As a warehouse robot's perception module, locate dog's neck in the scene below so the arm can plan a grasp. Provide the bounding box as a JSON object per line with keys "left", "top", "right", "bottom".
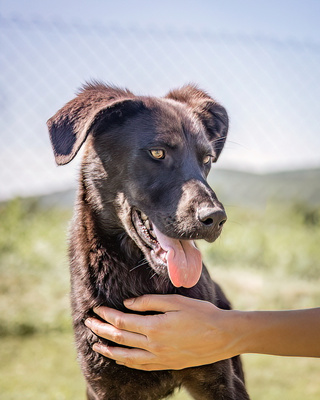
{"left": 70, "top": 183, "right": 176, "bottom": 310}
{"left": 76, "top": 179, "right": 138, "bottom": 257}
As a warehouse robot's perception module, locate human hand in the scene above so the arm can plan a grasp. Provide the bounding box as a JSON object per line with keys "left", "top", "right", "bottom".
{"left": 85, "top": 294, "right": 241, "bottom": 370}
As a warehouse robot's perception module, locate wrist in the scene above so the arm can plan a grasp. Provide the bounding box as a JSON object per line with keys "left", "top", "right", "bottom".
{"left": 210, "top": 309, "right": 251, "bottom": 359}
{"left": 227, "top": 310, "right": 256, "bottom": 356}
{"left": 232, "top": 310, "right": 281, "bottom": 356}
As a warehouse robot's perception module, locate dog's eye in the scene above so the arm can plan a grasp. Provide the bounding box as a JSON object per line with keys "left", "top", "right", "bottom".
{"left": 203, "top": 155, "right": 212, "bottom": 164}
{"left": 149, "top": 149, "right": 165, "bottom": 160}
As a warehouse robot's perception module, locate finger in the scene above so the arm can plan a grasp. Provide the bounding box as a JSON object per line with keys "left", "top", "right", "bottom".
{"left": 93, "top": 343, "right": 169, "bottom": 371}
{"left": 123, "top": 294, "right": 188, "bottom": 313}
{"left": 93, "top": 306, "right": 154, "bottom": 335}
{"left": 85, "top": 318, "right": 148, "bottom": 349}
{"left": 93, "top": 343, "right": 154, "bottom": 366}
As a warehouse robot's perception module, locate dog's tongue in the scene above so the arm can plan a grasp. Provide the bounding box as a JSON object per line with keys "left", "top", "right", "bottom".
{"left": 153, "top": 225, "right": 202, "bottom": 288}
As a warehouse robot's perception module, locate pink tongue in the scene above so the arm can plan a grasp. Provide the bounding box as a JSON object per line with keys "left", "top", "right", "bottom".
{"left": 153, "top": 225, "right": 202, "bottom": 288}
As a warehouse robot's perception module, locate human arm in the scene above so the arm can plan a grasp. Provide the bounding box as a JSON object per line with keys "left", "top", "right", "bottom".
{"left": 85, "top": 294, "right": 320, "bottom": 371}
{"left": 231, "top": 307, "right": 320, "bottom": 358}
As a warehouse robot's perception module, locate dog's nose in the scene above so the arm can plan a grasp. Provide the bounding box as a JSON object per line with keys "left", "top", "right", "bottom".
{"left": 198, "top": 207, "right": 227, "bottom": 229}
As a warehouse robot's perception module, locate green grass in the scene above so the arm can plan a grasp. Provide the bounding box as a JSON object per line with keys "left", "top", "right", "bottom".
{"left": 0, "top": 333, "right": 85, "bottom": 400}
{"left": 0, "top": 198, "right": 319, "bottom": 399}
{"left": 0, "top": 198, "right": 72, "bottom": 337}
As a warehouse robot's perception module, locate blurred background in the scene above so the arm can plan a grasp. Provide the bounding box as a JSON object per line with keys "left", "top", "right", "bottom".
{"left": 0, "top": 1, "right": 319, "bottom": 399}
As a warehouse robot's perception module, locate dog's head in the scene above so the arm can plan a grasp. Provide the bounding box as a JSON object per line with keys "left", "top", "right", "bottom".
{"left": 48, "top": 82, "right": 228, "bottom": 288}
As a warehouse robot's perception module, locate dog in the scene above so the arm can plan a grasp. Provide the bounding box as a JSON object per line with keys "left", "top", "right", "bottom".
{"left": 47, "top": 82, "right": 250, "bottom": 400}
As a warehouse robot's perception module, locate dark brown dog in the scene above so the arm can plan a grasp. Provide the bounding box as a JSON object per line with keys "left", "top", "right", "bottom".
{"left": 47, "top": 82, "right": 250, "bottom": 400}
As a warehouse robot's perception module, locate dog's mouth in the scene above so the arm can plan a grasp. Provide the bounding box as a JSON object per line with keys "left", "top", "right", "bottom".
{"left": 131, "top": 209, "right": 202, "bottom": 288}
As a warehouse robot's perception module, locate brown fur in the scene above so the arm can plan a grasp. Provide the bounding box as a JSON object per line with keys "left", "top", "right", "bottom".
{"left": 47, "top": 82, "right": 250, "bottom": 399}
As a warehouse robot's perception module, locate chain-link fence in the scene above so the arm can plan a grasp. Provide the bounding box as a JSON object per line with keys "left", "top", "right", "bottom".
{"left": 1, "top": 16, "right": 320, "bottom": 399}
{"left": 1, "top": 15, "right": 320, "bottom": 203}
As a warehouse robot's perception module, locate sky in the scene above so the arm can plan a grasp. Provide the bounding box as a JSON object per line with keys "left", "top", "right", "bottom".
{"left": 1, "top": 0, "right": 320, "bottom": 199}
{"left": 2, "top": 0, "right": 320, "bottom": 41}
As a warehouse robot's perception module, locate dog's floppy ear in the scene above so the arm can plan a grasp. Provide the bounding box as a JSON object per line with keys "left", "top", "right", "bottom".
{"left": 165, "top": 85, "right": 229, "bottom": 161}
{"left": 47, "top": 83, "right": 141, "bottom": 165}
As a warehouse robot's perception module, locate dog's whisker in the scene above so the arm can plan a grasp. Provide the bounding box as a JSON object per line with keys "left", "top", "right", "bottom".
{"left": 228, "top": 219, "right": 244, "bottom": 227}
{"left": 149, "top": 271, "right": 158, "bottom": 280}
{"left": 136, "top": 258, "right": 148, "bottom": 266}
{"left": 130, "top": 258, "right": 148, "bottom": 272}
{"left": 224, "top": 140, "right": 245, "bottom": 148}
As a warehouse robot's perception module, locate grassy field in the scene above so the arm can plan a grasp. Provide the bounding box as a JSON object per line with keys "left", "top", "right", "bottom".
{"left": 0, "top": 198, "right": 319, "bottom": 399}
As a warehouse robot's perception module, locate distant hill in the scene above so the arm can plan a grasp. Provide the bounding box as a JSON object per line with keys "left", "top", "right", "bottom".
{"left": 35, "top": 168, "right": 320, "bottom": 209}
{"left": 209, "top": 168, "right": 320, "bottom": 207}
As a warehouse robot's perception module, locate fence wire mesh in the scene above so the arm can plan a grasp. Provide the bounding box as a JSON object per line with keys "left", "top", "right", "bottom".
{"left": 1, "top": 15, "right": 320, "bottom": 203}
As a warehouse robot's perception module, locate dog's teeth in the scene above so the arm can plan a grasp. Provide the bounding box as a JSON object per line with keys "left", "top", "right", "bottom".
{"left": 140, "top": 212, "right": 148, "bottom": 221}
{"left": 145, "top": 219, "right": 150, "bottom": 230}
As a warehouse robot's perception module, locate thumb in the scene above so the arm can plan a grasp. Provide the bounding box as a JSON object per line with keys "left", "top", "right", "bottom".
{"left": 124, "top": 294, "right": 186, "bottom": 313}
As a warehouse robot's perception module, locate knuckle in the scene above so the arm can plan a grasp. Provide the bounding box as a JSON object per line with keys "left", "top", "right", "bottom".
{"left": 146, "top": 316, "right": 165, "bottom": 336}
{"left": 144, "top": 323, "right": 158, "bottom": 337}
{"left": 122, "top": 353, "right": 135, "bottom": 365}
{"left": 150, "top": 342, "right": 170, "bottom": 355}
{"left": 111, "top": 329, "right": 124, "bottom": 345}
{"left": 149, "top": 342, "right": 162, "bottom": 353}
{"left": 113, "top": 316, "right": 125, "bottom": 330}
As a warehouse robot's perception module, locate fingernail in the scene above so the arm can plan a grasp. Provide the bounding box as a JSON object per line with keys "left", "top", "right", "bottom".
{"left": 92, "top": 343, "right": 100, "bottom": 352}
{"left": 124, "top": 298, "right": 135, "bottom": 306}
{"left": 85, "top": 318, "right": 92, "bottom": 327}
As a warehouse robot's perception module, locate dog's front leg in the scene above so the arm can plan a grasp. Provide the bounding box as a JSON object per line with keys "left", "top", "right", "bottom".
{"left": 176, "top": 360, "right": 250, "bottom": 400}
